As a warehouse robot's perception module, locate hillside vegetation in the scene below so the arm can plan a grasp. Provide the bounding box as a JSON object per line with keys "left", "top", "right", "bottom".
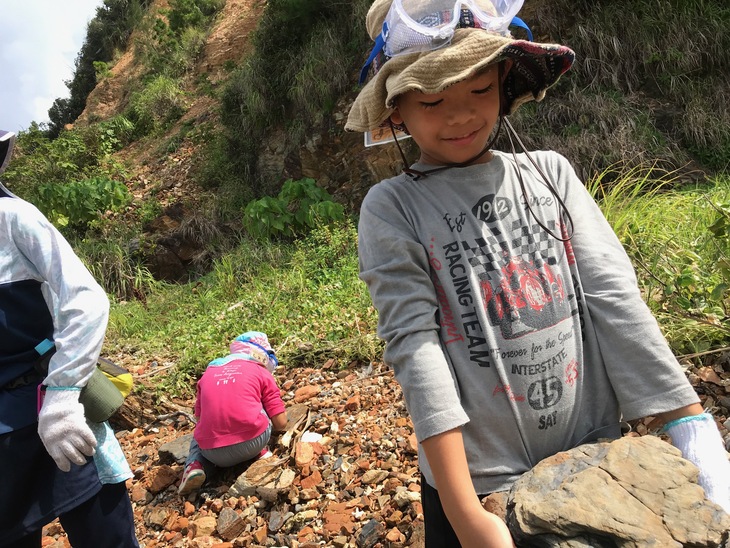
{"left": 2, "top": 0, "right": 729, "bottom": 394}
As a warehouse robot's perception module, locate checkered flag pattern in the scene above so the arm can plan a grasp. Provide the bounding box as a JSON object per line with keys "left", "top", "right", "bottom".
{"left": 510, "top": 218, "right": 557, "bottom": 266}
{"left": 465, "top": 219, "right": 558, "bottom": 279}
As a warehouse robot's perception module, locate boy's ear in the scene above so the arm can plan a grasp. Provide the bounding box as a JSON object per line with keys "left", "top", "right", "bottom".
{"left": 389, "top": 108, "right": 404, "bottom": 126}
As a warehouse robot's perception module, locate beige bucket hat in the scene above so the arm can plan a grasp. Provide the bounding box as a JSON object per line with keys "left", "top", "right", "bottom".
{"left": 346, "top": 0, "right": 575, "bottom": 132}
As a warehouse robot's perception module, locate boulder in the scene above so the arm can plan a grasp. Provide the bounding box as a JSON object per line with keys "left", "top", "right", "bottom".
{"left": 506, "top": 436, "right": 730, "bottom": 547}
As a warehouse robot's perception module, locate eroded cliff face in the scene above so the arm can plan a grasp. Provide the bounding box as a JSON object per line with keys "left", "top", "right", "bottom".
{"left": 76, "top": 0, "right": 398, "bottom": 215}
{"left": 77, "top": 0, "right": 259, "bottom": 124}
{"left": 73, "top": 0, "right": 406, "bottom": 281}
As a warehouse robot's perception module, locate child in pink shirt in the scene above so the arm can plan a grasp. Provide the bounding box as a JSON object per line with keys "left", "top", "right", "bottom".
{"left": 179, "top": 331, "right": 287, "bottom": 495}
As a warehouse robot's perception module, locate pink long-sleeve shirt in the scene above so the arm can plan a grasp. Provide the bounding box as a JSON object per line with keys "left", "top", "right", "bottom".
{"left": 193, "top": 357, "right": 286, "bottom": 450}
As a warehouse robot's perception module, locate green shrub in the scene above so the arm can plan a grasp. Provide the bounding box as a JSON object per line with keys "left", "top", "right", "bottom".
{"left": 525, "top": 0, "right": 730, "bottom": 177}
{"left": 243, "top": 178, "right": 345, "bottom": 239}
{"left": 76, "top": 236, "right": 160, "bottom": 301}
{"left": 36, "top": 177, "right": 131, "bottom": 230}
{"left": 217, "top": 0, "right": 372, "bottom": 199}
{"left": 167, "top": 0, "right": 223, "bottom": 33}
{"left": 591, "top": 166, "right": 730, "bottom": 355}
{"left": 3, "top": 124, "right": 129, "bottom": 202}
{"left": 128, "top": 76, "right": 186, "bottom": 135}
{"left": 93, "top": 61, "right": 112, "bottom": 80}
{"left": 134, "top": 0, "right": 221, "bottom": 77}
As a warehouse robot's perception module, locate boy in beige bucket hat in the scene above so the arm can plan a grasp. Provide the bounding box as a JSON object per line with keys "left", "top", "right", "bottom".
{"left": 350, "top": 0, "right": 730, "bottom": 545}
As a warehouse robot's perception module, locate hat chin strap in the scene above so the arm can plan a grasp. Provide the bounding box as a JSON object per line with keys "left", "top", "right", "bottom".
{"left": 398, "top": 117, "right": 502, "bottom": 180}
{"left": 389, "top": 63, "right": 574, "bottom": 242}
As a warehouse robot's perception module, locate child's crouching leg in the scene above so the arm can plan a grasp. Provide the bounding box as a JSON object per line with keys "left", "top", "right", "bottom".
{"left": 179, "top": 437, "right": 208, "bottom": 495}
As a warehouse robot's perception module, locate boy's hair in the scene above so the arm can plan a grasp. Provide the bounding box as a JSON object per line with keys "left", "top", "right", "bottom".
{"left": 346, "top": 0, "right": 574, "bottom": 132}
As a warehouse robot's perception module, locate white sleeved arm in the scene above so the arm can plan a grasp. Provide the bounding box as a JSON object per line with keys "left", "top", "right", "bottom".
{"left": 10, "top": 201, "right": 109, "bottom": 388}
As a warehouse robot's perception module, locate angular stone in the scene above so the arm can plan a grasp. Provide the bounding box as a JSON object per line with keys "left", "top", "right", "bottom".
{"left": 268, "top": 509, "right": 287, "bottom": 532}
{"left": 216, "top": 507, "right": 246, "bottom": 541}
{"left": 228, "top": 458, "right": 294, "bottom": 498}
{"left": 345, "top": 394, "right": 360, "bottom": 411}
{"left": 190, "top": 516, "right": 217, "bottom": 538}
{"left": 130, "top": 483, "right": 152, "bottom": 504}
{"left": 282, "top": 509, "right": 318, "bottom": 534}
{"left": 252, "top": 524, "right": 268, "bottom": 544}
{"left": 145, "top": 506, "right": 174, "bottom": 528}
{"left": 189, "top": 536, "right": 218, "bottom": 548}
{"left": 158, "top": 434, "right": 193, "bottom": 464}
{"left": 294, "top": 385, "right": 320, "bottom": 403}
{"left": 386, "top": 526, "right": 405, "bottom": 543}
{"left": 361, "top": 469, "right": 388, "bottom": 485}
{"left": 301, "top": 469, "right": 323, "bottom": 491}
{"left": 323, "top": 502, "right": 356, "bottom": 536}
{"left": 357, "top": 518, "right": 384, "bottom": 548}
{"left": 392, "top": 489, "right": 420, "bottom": 508}
{"left": 295, "top": 441, "right": 315, "bottom": 468}
{"left": 507, "top": 436, "right": 730, "bottom": 547}
{"left": 406, "top": 433, "right": 418, "bottom": 454}
{"left": 148, "top": 464, "right": 178, "bottom": 494}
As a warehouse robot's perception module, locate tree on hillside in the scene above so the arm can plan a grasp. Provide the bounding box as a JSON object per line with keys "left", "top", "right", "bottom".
{"left": 47, "top": 0, "right": 152, "bottom": 137}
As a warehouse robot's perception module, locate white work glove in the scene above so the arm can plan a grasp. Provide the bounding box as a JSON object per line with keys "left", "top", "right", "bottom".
{"left": 665, "top": 413, "right": 730, "bottom": 514}
{"left": 38, "top": 388, "right": 97, "bottom": 472}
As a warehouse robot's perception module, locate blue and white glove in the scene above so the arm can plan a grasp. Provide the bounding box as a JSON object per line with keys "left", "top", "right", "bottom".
{"left": 38, "top": 388, "right": 97, "bottom": 472}
{"left": 665, "top": 413, "right": 730, "bottom": 514}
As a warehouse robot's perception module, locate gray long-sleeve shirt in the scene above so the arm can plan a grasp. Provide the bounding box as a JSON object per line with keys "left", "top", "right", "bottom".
{"left": 358, "top": 150, "right": 699, "bottom": 494}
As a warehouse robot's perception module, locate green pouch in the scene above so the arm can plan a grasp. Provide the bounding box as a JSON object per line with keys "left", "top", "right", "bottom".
{"left": 35, "top": 339, "right": 128, "bottom": 423}
{"left": 79, "top": 367, "right": 125, "bottom": 423}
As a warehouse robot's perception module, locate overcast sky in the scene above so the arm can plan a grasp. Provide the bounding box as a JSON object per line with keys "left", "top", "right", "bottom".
{"left": 1, "top": 0, "right": 103, "bottom": 134}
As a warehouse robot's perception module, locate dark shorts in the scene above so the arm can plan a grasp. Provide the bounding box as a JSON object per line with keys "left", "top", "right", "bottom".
{"left": 421, "top": 475, "right": 494, "bottom": 548}
{"left": 0, "top": 422, "right": 102, "bottom": 544}
{"left": 2, "top": 481, "right": 139, "bottom": 548}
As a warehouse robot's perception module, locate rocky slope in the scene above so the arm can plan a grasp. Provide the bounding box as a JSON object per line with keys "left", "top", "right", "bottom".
{"left": 37, "top": 355, "right": 730, "bottom": 547}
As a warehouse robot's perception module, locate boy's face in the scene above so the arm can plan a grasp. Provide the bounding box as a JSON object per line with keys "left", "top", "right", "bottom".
{"left": 390, "top": 64, "right": 503, "bottom": 166}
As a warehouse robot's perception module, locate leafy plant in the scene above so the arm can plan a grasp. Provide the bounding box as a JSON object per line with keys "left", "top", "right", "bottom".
{"left": 217, "top": 0, "right": 372, "bottom": 199}
{"left": 3, "top": 124, "right": 129, "bottom": 203}
{"left": 36, "top": 177, "right": 131, "bottom": 230}
{"left": 134, "top": 0, "right": 221, "bottom": 78}
{"left": 243, "top": 178, "right": 344, "bottom": 239}
{"left": 93, "top": 61, "right": 112, "bottom": 80}
{"left": 167, "top": 0, "right": 223, "bottom": 33}
{"left": 76, "top": 236, "right": 160, "bottom": 301}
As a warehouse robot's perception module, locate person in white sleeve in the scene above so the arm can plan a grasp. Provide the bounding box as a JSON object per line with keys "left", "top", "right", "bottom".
{"left": 0, "top": 129, "right": 139, "bottom": 548}
{"left": 347, "top": 1, "right": 730, "bottom": 546}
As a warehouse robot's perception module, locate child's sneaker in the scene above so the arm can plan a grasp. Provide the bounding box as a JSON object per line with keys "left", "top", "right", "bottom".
{"left": 179, "top": 461, "right": 206, "bottom": 495}
{"left": 258, "top": 446, "right": 273, "bottom": 459}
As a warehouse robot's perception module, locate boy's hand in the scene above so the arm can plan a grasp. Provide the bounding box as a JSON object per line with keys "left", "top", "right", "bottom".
{"left": 38, "top": 388, "right": 97, "bottom": 471}
{"left": 421, "top": 428, "right": 516, "bottom": 547}
{"left": 456, "top": 506, "right": 515, "bottom": 547}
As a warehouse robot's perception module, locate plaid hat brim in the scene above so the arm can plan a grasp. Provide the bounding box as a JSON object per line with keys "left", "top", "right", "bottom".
{"left": 346, "top": 29, "right": 574, "bottom": 132}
